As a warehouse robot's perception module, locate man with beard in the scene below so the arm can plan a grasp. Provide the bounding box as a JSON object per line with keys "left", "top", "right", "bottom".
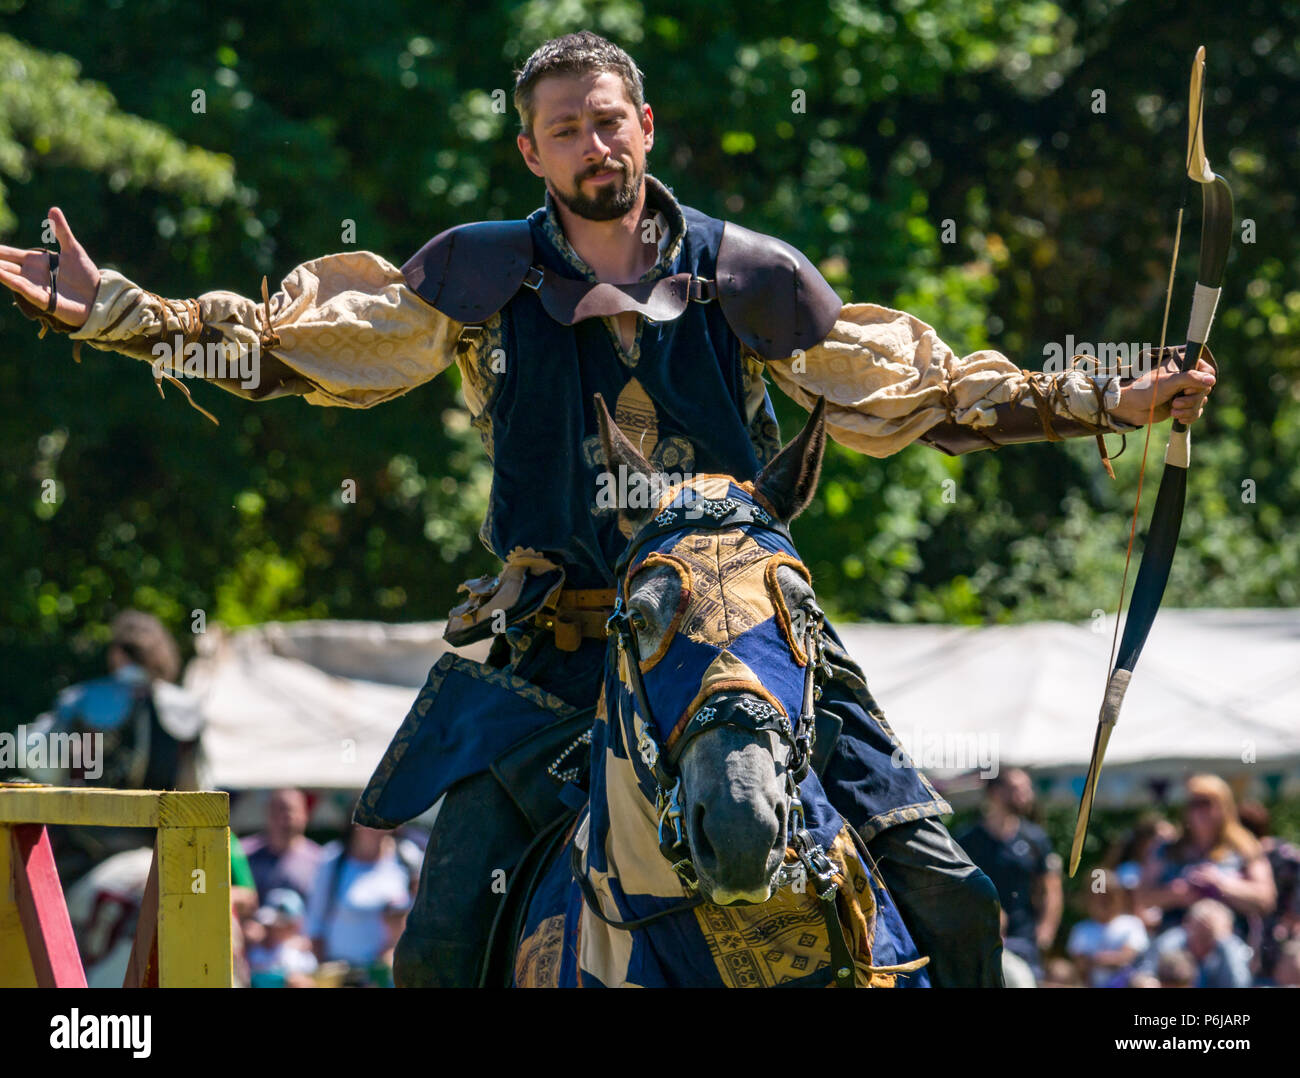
{"left": 2, "top": 31, "right": 1214, "bottom": 987}
{"left": 957, "top": 768, "right": 1063, "bottom": 980}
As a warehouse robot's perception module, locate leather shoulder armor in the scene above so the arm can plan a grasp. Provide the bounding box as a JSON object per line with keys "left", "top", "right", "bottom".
{"left": 715, "top": 221, "right": 843, "bottom": 361}
{"left": 401, "top": 220, "right": 533, "bottom": 324}
{"left": 398, "top": 215, "right": 844, "bottom": 361}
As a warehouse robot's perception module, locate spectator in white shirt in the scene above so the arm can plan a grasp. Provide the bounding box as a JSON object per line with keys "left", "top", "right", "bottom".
{"left": 305, "top": 821, "right": 413, "bottom": 969}
{"left": 1067, "top": 869, "right": 1149, "bottom": 987}
{"left": 247, "top": 888, "right": 318, "bottom": 988}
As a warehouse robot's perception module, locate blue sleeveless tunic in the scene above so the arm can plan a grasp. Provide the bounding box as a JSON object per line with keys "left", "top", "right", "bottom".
{"left": 469, "top": 177, "right": 782, "bottom": 588}
{"left": 356, "top": 177, "right": 949, "bottom": 842}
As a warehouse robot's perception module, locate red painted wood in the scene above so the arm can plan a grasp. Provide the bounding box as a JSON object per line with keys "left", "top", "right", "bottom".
{"left": 10, "top": 824, "right": 88, "bottom": 988}
{"left": 122, "top": 845, "right": 159, "bottom": 988}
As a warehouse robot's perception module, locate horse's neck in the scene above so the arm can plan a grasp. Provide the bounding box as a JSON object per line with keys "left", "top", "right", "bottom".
{"left": 585, "top": 709, "right": 684, "bottom": 902}
{"left": 566, "top": 713, "right": 693, "bottom": 987}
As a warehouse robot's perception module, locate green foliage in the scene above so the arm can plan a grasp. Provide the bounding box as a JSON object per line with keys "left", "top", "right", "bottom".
{"left": 1, "top": 0, "right": 1297, "bottom": 725}
{"left": 0, "top": 34, "right": 239, "bottom": 231}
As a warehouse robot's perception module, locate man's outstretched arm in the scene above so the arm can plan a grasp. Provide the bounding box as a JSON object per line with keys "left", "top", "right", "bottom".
{"left": 763, "top": 301, "right": 1215, "bottom": 460}
{"left": 0, "top": 206, "right": 464, "bottom": 411}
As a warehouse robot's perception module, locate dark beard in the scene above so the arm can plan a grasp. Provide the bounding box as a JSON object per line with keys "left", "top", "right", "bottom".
{"left": 550, "top": 163, "right": 643, "bottom": 222}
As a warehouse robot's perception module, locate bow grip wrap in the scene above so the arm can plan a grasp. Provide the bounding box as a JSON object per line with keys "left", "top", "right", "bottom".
{"left": 1098, "top": 668, "right": 1131, "bottom": 728}
{"left": 1186, "top": 282, "right": 1222, "bottom": 351}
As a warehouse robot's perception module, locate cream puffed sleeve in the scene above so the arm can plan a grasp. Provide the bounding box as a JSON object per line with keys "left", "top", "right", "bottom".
{"left": 766, "top": 302, "right": 1138, "bottom": 460}
{"left": 68, "top": 251, "right": 463, "bottom": 416}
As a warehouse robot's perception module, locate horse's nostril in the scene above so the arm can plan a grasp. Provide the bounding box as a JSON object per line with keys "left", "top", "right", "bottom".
{"left": 775, "top": 800, "right": 787, "bottom": 848}
{"left": 693, "top": 804, "right": 715, "bottom": 865}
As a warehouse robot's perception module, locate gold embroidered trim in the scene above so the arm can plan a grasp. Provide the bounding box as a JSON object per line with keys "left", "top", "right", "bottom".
{"left": 625, "top": 552, "right": 692, "bottom": 672}
{"left": 764, "top": 554, "right": 813, "bottom": 666}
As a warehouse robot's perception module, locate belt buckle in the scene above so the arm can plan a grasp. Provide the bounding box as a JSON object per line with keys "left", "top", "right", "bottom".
{"left": 689, "top": 276, "right": 715, "bottom": 303}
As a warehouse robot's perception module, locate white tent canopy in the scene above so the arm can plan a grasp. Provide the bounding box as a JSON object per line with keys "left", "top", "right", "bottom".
{"left": 184, "top": 620, "right": 488, "bottom": 791}
{"left": 835, "top": 609, "right": 1300, "bottom": 769}
{"left": 186, "top": 610, "right": 1300, "bottom": 803}
{"left": 833, "top": 609, "right": 1300, "bottom": 803}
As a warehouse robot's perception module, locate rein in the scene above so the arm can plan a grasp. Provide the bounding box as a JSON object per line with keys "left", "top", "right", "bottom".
{"left": 574, "top": 494, "right": 862, "bottom": 987}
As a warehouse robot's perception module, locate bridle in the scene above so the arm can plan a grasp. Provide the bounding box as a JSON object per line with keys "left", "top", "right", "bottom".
{"left": 573, "top": 492, "right": 862, "bottom": 987}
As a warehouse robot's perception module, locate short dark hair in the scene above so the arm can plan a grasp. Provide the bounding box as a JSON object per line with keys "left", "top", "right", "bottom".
{"left": 110, "top": 609, "right": 181, "bottom": 683}
{"left": 513, "top": 30, "right": 645, "bottom": 141}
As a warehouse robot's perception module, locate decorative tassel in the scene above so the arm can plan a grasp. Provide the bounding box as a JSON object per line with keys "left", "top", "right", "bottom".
{"left": 152, "top": 365, "right": 220, "bottom": 426}
{"left": 1095, "top": 434, "right": 1116, "bottom": 480}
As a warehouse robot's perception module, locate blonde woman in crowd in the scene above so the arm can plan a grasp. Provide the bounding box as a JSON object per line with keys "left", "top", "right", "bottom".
{"left": 1137, "top": 774, "right": 1277, "bottom": 941}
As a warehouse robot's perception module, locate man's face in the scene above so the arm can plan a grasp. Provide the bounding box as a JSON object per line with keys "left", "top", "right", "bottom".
{"left": 517, "top": 70, "right": 653, "bottom": 222}
{"left": 1008, "top": 770, "right": 1035, "bottom": 815}
{"left": 268, "top": 789, "right": 307, "bottom": 838}
{"left": 992, "top": 768, "right": 1035, "bottom": 816}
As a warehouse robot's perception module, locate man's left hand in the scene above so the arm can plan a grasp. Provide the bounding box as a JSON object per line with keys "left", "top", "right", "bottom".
{"left": 1110, "top": 344, "right": 1217, "bottom": 427}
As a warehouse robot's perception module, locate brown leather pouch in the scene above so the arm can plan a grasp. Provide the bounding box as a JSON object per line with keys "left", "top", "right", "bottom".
{"left": 531, "top": 587, "right": 617, "bottom": 652}
{"left": 444, "top": 548, "right": 566, "bottom": 647}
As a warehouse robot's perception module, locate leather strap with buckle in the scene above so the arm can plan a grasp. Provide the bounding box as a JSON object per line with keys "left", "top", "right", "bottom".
{"left": 533, "top": 587, "right": 616, "bottom": 651}
{"left": 520, "top": 266, "right": 712, "bottom": 326}
{"left": 456, "top": 269, "right": 715, "bottom": 350}
{"left": 402, "top": 194, "right": 844, "bottom": 362}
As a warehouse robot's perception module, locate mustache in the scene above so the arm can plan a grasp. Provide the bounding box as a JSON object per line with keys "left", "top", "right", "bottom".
{"left": 579, "top": 161, "right": 625, "bottom": 181}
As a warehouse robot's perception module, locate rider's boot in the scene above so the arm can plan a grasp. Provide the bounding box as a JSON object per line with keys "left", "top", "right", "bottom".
{"left": 394, "top": 769, "right": 533, "bottom": 987}
{"left": 867, "top": 816, "right": 1006, "bottom": 987}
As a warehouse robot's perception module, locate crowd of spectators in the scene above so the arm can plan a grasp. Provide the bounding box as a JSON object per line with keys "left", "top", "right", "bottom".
{"left": 230, "top": 788, "right": 420, "bottom": 988}
{"left": 28, "top": 610, "right": 1296, "bottom": 989}
{"left": 957, "top": 768, "right": 1300, "bottom": 988}
{"left": 24, "top": 605, "right": 1295, "bottom": 990}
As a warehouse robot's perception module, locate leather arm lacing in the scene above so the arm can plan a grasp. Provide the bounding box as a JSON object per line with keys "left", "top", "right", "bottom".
{"left": 939, "top": 364, "right": 1126, "bottom": 478}
{"left": 124, "top": 274, "right": 282, "bottom": 427}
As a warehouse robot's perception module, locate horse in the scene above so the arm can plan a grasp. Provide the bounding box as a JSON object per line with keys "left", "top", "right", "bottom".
{"left": 495, "top": 395, "right": 932, "bottom": 988}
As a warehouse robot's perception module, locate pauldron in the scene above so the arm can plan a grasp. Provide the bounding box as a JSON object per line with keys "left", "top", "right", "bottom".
{"left": 400, "top": 218, "right": 843, "bottom": 361}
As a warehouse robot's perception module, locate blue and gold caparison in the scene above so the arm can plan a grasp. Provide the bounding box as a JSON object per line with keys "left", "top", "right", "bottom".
{"left": 513, "top": 476, "right": 933, "bottom": 987}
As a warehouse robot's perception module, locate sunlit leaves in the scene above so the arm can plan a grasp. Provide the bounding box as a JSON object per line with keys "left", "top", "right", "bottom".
{"left": 0, "top": 34, "right": 237, "bottom": 231}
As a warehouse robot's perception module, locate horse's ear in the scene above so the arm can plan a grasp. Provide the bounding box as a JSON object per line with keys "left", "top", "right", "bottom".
{"left": 593, "top": 392, "right": 659, "bottom": 532}
{"left": 754, "top": 395, "right": 827, "bottom": 523}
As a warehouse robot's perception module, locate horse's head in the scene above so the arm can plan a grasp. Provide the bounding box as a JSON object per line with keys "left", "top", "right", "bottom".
{"left": 595, "top": 394, "right": 828, "bottom": 905}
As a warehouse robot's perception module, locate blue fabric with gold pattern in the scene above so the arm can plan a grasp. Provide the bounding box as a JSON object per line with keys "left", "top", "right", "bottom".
{"left": 356, "top": 653, "right": 581, "bottom": 830}
{"left": 511, "top": 480, "right": 931, "bottom": 987}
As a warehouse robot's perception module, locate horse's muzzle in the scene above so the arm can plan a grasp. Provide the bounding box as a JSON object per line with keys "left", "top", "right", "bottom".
{"left": 677, "top": 702, "right": 791, "bottom": 904}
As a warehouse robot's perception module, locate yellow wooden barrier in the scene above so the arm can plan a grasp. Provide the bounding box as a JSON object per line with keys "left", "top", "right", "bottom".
{"left": 0, "top": 829, "right": 37, "bottom": 986}
{"left": 0, "top": 786, "right": 232, "bottom": 988}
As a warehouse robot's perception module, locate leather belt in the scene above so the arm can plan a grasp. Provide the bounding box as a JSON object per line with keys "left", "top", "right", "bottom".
{"left": 532, "top": 587, "right": 616, "bottom": 652}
